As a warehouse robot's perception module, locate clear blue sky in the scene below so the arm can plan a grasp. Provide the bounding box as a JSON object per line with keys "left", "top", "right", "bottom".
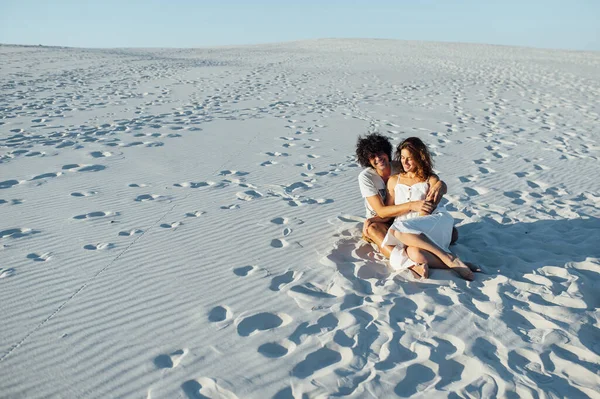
{"left": 1, "top": 0, "right": 598, "bottom": 51}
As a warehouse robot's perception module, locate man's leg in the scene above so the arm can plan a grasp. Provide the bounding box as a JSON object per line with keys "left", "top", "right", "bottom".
{"left": 451, "top": 227, "right": 458, "bottom": 244}
{"left": 365, "top": 222, "right": 393, "bottom": 258}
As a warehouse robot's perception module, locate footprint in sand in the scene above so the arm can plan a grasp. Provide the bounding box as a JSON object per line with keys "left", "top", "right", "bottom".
{"left": 233, "top": 265, "right": 257, "bottom": 277}
{"left": 533, "top": 164, "right": 550, "bottom": 171}
{"left": 270, "top": 239, "right": 289, "bottom": 248}
{"left": 464, "top": 187, "right": 481, "bottom": 196}
{"left": 160, "top": 221, "right": 182, "bottom": 229}
{"left": 270, "top": 217, "right": 288, "bottom": 225}
{"left": 257, "top": 340, "right": 296, "bottom": 358}
{"left": 309, "top": 198, "right": 333, "bottom": 205}
{"left": 173, "top": 181, "right": 214, "bottom": 188}
{"left": 71, "top": 191, "right": 97, "bottom": 197}
{"left": 89, "top": 151, "right": 113, "bottom": 158}
{"left": 134, "top": 194, "right": 164, "bottom": 202}
{"left": 235, "top": 312, "right": 292, "bottom": 337}
{"left": 118, "top": 228, "right": 143, "bottom": 237}
{"left": 514, "top": 171, "right": 531, "bottom": 178}
{"left": 291, "top": 347, "right": 343, "bottom": 379}
{"left": 185, "top": 210, "right": 205, "bottom": 218}
{"left": 394, "top": 363, "right": 436, "bottom": 397}
{"left": 181, "top": 378, "right": 238, "bottom": 399}
{"left": 73, "top": 211, "right": 117, "bottom": 220}
{"left": 219, "top": 170, "right": 249, "bottom": 177}
{"left": 0, "top": 268, "right": 16, "bottom": 278}
{"left": 284, "top": 182, "right": 312, "bottom": 193}
{"left": 208, "top": 305, "right": 233, "bottom": 323}
{"left": 236, "top": 190, "right": 263, "bottom": 201}
{"left": 526, "top": 180, "right": 549, "bottom": 190}
{"left": 26, "top": 252, "right": 52, "bottom": 262}
{"left": 0, "top": 228, "right": 40, "bottom": 239}
{"left": 32, "top": 172, "right": 62, "bottom": 181}
{"left": 0, "top": 179, "right": 23, "bottom": 189}
{"left": 491, "top": 151, "right": 508, "bottom": 159}
{"left": 503, "top": 191, "right": 526, "bottom": 205}
{"left": 83, "top": 243, "right": 115, "bottom": 250}
{"left": 269, "top": 270, "right": 302, "bottom": 291}
{"left": 458, "top": 175, "right": 477, "bottom": 183}
{"left": 77, "top": 165, "right": 107, "bottom": 173}
{"left": 25, "top": 151, "right": 45, "bottom": 158}
{"left": 153, "top": 349, "right": 188, "bottom": 369}
{"left": 478, "top": 167, "right": 494, "bottom": 174}
{"left": 265, "top": 152, "right": 289, "bottom": 157}
{"left": 296, "top": 163, "right": 314, "bottom": 170}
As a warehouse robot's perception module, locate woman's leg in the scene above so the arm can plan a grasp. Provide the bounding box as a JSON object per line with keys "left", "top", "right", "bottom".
{"left": 394, "top": 231, "right": 454, "bottom": 265}
{"left": 394, "top": 231, "right": 474, "bottom": 280}
{"left": 405, "top": 247, "right": 431, "bottom": 279}
{"left": 406, "top": 246, "right": 446, "bottom": 268}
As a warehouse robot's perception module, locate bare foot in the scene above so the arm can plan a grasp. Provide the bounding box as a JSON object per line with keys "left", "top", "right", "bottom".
{"left": 450, "top": 258, "right": 474, "bottom": 281}
{"left": 409, "top": 263, "right": 429, "bottom": 279}
{"left": 465, "top": 262, "right": 481, "bottom": 272}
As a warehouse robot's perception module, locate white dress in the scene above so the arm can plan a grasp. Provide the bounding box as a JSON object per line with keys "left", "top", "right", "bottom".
{"left": 382, "top": 180, "right": 455, "bottom": 271}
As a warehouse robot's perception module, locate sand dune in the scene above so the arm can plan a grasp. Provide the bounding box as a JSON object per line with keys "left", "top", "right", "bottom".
{"left": 1, "top": 39, "right": 599, "bottom": 398}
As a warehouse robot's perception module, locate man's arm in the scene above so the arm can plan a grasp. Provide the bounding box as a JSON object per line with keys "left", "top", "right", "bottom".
{"left": 365, "top": 177, "right": 428, "bottom": 218}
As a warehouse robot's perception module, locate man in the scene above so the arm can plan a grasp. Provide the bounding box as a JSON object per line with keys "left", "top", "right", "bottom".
{"left": 356, "top": 133, "right": 456, "bottom": 259}
{"left": 356, "top": 133, "right": 398, "bottom": 258}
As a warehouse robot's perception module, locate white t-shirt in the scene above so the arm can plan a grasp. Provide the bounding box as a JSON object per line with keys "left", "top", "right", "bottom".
{"left": 358, "top": 161, "right": 400, "bottom": 218}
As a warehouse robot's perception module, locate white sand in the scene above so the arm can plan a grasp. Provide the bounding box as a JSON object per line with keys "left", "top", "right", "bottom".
{"left": 1, "top": 39, "right": 599, "bottom": 398}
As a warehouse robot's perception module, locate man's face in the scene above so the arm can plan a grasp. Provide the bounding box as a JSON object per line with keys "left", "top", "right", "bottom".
{"left": 369, "top": 151, "right": 389, "bottom": 172}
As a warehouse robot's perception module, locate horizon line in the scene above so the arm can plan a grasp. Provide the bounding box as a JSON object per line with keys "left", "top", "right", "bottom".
{"left": 1, "top": 37, "right": 598, "bottom": 54}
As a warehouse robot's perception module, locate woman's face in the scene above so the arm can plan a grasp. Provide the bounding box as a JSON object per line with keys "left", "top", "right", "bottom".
{"left": 400, "top": 148, "right": 417, "bottom": 173}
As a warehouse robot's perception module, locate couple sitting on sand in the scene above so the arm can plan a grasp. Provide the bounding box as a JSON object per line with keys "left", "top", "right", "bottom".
{"left": 356, "top": 133, "right": 479, "bottom": 281}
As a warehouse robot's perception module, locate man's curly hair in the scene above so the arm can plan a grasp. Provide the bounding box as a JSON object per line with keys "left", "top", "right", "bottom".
{"left": 355, "top": 133, "right": 393, "bottom": 168}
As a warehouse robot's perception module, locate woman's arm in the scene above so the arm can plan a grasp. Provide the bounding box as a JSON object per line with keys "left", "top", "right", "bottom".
{"left": 385, "top": 175, "right": 397, "bottom": 206}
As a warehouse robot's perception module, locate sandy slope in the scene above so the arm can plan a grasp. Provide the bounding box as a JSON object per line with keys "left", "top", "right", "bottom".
{"left": 1, "top": 39, "right": 599, "bottom": 398}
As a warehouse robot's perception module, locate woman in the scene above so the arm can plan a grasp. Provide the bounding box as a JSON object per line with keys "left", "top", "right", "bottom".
{"left": 381, "top": 137, "right": 477, "bottom": 280}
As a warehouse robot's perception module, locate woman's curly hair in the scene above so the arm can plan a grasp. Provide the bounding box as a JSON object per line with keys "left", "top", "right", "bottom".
{"left": 355, "top": 133, "right": 393, "bottom": 168}
{"left": 395, "top": 137, "right": 433, "bottom": 180}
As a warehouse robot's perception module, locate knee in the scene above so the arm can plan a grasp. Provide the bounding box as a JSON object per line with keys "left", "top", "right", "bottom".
{"left": 406, "top": 246, "right": 427, "bottom": 263}
{"left": 367, "top": 223, "right": 384, "bottom": 238}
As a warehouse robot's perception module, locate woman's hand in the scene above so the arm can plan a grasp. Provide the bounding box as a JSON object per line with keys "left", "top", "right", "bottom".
{"left": 411, "top": 200, "right": 435, "bottom": 215}
{"left": 426, "top": 181, "right": 444, "bottom": 204}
